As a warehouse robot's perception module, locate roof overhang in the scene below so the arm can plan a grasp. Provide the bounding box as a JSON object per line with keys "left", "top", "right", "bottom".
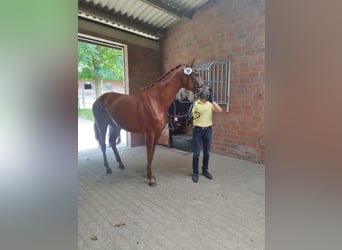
{"left": 78, "top": 0, "right": 210, "bottom": 41}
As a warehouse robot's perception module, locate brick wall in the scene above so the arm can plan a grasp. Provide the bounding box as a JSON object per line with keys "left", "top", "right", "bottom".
{"left": 127, "top": 44, "right": 162, "bottom": 93}
{"left": 127, "top": 43, "right": 162, "bottom": 146}
{"left": 161, "top": 0, "right": 265, "bottom": 162}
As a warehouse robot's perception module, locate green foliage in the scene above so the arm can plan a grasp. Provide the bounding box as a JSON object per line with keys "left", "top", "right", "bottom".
{"left": 78, "top": 109, "right": 94, "bottom": 121}
{"left": 78, "top": 42, "right": 124, "bottom": 81}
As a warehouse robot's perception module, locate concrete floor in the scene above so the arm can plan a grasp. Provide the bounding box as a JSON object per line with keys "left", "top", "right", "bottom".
{"left": 78, "top": 141, "right": 265, "bottom": 249}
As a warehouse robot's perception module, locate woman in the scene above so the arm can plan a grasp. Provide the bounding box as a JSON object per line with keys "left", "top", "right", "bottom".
{"left": 191, "top": 89, "right": 222, "bottom": 183}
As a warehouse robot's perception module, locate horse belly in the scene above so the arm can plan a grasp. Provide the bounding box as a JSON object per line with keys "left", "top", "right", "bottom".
{"left": 106, "top": 103, "right": 141, "bottom": 132}
{"left": 112, "top": 107, "right": 167, "bottom": 134}
{"left": 112, "top": 115, "right": 141, "bottom": 132}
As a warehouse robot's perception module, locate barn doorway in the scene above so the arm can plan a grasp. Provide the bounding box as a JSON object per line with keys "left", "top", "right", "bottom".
{"left": 78, "top": 34, "right": 128, "bottom": 151}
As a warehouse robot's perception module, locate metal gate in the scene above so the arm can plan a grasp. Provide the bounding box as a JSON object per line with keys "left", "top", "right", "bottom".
{"left": 195, "top": 61, "right": 231, "bottom": 112}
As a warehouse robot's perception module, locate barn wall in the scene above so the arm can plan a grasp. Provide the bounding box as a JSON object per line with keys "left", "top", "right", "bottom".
{"left": 161, "top": 0, "right": 265, "bottom": 162}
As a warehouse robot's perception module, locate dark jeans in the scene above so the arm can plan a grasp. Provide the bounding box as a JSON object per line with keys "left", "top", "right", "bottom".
{"left": 192, "top": 126, "right": 212, "bottom": 174}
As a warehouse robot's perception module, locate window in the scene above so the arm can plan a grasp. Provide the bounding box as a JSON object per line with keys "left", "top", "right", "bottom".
{"left": 84, "top": 83, "right": 92, "bottom": 89}
{"left": 195, "top": 61, "right": 231, "bottom": 112}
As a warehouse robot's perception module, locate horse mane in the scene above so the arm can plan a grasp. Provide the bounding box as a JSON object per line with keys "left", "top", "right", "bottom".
{"left": 155, "top": 64, "right": 183, "bottom": 83}
{"left": 143, "top": 64, "right": 183, "bottom": 90}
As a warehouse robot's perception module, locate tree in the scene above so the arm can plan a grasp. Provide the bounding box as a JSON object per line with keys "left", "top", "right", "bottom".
{"left": 78, "top": 42, "right": 124, "bottom": 97}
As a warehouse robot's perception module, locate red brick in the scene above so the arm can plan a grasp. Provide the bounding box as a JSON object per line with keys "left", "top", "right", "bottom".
{"left": 256, "top": 59, "right": 265, "bottom": 65}
{"left": 240, "top": 62, "right": 249, "bottom": 67}
{"left": 249, "top": 72, "right": 259, "bottom": 78}
{"left": 233, "top": 45, "right": 241, "bottom": 52}
{"left": 251, "top": 65, "right": 264, "bottom": 71}
{"left": 240, "top": 67, "right": 250, "bottom": 73}
{"left": 238, "top": 73, "right": 249, "bottom": 79}
{"left": 252, "top": 105, "right": 263, "bottom": 111}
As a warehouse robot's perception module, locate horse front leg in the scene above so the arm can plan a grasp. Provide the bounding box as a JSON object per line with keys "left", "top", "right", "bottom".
{"left": 145, "top": 136, "right": 157, "bottom": 186}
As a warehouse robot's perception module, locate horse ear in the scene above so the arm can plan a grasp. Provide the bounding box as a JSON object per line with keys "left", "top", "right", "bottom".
{"left": 189, "top": 58, "right": 196, "bottom": 67}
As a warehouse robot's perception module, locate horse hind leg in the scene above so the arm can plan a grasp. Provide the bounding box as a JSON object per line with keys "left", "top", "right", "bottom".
{"left": 94, "top": 121, "right": 112, "bottom": 174}
{"left": 108, "top": 124, "right": 125, "bottom": 169}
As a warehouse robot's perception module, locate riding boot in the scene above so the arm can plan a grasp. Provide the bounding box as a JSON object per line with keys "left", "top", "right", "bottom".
{"left": 202, "top": 167, "right": 213, "bottom": 180}
{"left": 192, "top": 164, "right": 198, "bottom": 183}
{"left": 192, "top": 171, "right": 199, "bottom": 183}
{"left": 192, "top": 155, "right": 199, "bottom": 183}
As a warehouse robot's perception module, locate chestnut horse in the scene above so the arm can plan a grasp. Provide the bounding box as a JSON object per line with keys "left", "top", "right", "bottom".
{"left": 92, "top": 60, "right": 207, "bottom": 186}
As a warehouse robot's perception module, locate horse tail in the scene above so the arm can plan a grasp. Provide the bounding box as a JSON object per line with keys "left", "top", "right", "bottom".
{"left": 93, "top": 93, "right": 122, "bottom": 146}
{"left": 94, "top": 122, "right": 100, "bottom": 142}
{"left": 93, "top": 99, "right": 101, "bottom": 144}
{"left": 116, "top": 134, "right": 121, "bottom": 145}
{"left": 92, "top": 96, "right": 109, "bottom": 144}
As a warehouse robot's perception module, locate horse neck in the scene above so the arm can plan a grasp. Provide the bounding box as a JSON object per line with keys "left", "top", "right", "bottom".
{"left": 155, "top": 73, "right": 187, "bottom": 106}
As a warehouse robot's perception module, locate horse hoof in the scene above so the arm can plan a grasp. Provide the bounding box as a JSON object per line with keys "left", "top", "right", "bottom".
{"left": 118, "top": 163, "right": 125, "bottom": 169}
{"left": 148, "top": 182, "right": 157, "bottom": 187}
{"left": 148, "top": 176, "right": 156, "bottom": 186}
{"left": 106, "top": 168, "right": 112, "bottom": 174}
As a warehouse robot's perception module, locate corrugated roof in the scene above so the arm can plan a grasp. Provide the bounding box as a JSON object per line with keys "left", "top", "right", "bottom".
{"left": 78, "top": 0, "right": 210, "bottom": 40}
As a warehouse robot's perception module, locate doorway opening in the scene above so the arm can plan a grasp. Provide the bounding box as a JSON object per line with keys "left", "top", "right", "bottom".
{"left": 78, "top": 34, "right": 128, "bottom": 151}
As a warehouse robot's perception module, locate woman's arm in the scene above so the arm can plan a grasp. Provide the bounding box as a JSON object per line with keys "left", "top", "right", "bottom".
{"left": 211, "top": 101, "right": 222, "bottom": 112}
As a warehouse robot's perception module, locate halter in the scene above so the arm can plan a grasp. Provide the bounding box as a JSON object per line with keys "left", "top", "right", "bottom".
{"left": 184, "top": 66, "right": 208, "bottom": 95}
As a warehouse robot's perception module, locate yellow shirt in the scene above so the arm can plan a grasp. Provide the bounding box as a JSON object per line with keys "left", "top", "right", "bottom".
{"left": 192, "top": 99, "right": 214, "bottom": 127}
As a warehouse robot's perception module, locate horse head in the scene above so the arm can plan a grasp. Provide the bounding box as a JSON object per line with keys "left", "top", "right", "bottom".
{"left": 183, "top": 59, "right": 209, "bottom": 95}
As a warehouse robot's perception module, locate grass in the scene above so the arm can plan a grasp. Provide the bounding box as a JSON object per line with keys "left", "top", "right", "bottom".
{"left": 78, "top": 109, "right": 94, "bottom": 121}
